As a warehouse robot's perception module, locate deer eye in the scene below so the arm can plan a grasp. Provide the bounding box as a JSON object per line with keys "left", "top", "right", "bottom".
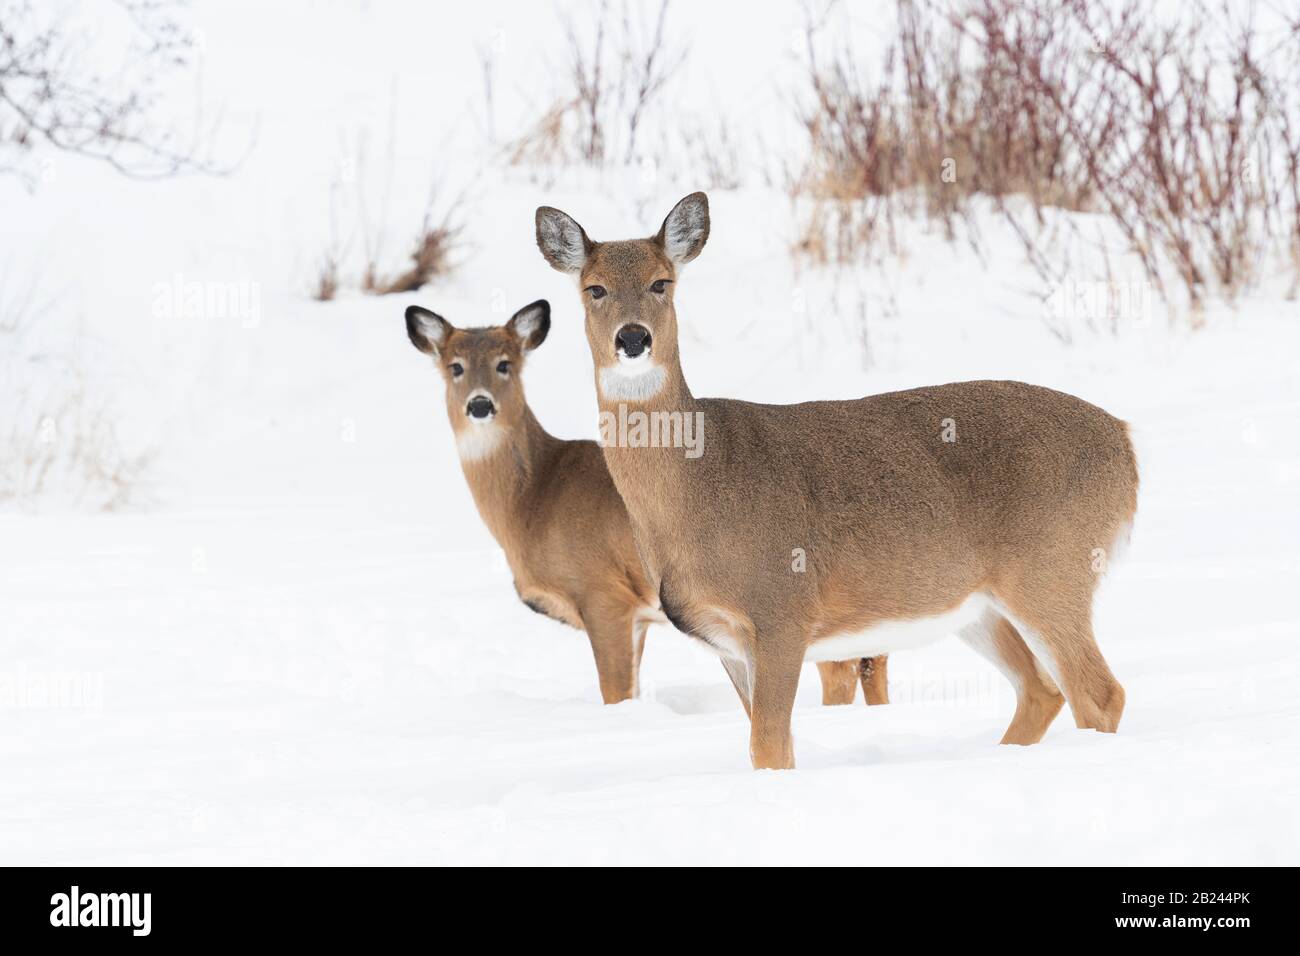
{"left": 496, "top": 360, "right": 510, "bottom": 375}
{"left": 585, "top": 285, "right": 607, "bottom": 299}
{"left": 449, "top": 362, "right": 464, "bottom": 377}
{"left": 650, "top": 279, "right": 671, "bottom": 294}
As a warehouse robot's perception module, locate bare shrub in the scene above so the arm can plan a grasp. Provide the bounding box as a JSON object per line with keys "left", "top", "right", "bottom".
{"left": 507, "top": 103, "right": 571, "bottom": 169}
{"left": 359, "top": 166, "right": 465, "bottom": 296}
{"left": 1, "top": 380, "right": 155, "bottom": 511}
{"left": 312, "top": 257, "right": 339, "bottom": 302}
{"left": 1, "top": 276, "right": 153, "bottom": 510}
{"left": 311, "top": 180, "right": 347, "bottom": 301}
{"left": 0, "top": 0, "right": 225, "bottom": 186}
{"left": 505, "top": 0, "right": 687, "bottom": 170}
{"left": 659, "top": 117, "right": 747, "bottom": 192}
{"left": 795, "top": 0, "right": 1300, "bottom": 315}
{"left": 311, "top": 120, "right": 466, "bottom": 300}
{"left": 1000, "top": 0, "right": 1297, "bottom": 309}
{"left": 794, "top": 6, "right": 909, "bottom": 263}
{"left": 690, "top": 119, "right": 744, "bottom": 191}
{"left": 793, "top": 0, "right": 1002, "bottom": 258}
{"left": 362, "top": 207, "right": 463, "bottom": 296}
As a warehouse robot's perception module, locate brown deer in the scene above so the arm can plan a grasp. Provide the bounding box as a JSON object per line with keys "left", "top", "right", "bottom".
{"left": 535, "top": 192, "right": 1138, "bottom": 769}
{"left": 403, "top": 298, "right": 886, "bottom": 710}
{"left": 404, "top": 299, "right": 659, "bottom": 703}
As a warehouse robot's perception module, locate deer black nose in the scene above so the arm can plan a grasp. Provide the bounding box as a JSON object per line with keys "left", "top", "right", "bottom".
{"left": 616, "top": 324, "right": 652, "bottom": 358}
{"left": 466, "top": 395, "right": 495, "bottom": 419}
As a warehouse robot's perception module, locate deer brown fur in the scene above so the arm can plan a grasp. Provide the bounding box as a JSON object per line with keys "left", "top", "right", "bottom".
{"left": 816, "top": 657, "right": 889, "bottom": 706}
{"left": 536, "top": 193, "right": 1138, "bottom": 769}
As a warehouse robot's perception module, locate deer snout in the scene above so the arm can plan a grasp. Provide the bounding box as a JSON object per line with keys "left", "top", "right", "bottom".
{"left": 616, "top": 324, "right": 652, "bottom": 359}
{"left": 465, "top": 394, "right": 496, "bottom": 421}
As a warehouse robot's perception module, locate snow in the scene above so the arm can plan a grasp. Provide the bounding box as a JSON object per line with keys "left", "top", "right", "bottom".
{"left": 2, "top": 0, "right": 1299, "bottom": 865}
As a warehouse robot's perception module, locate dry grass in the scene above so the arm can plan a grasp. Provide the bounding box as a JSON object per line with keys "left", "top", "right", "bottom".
{"left": 506, "top": 103, "right": 572, "bottom": 168}
{"left": 361, "top": 208, "right": 463, "bottom": 297}
{"left": 0, "top": 383, "right": 156, "bottom": 511}
{"left": 684, "top": 118, "right": 745, "bottom": 191}
{"left": 505, "top": 0, "right": 686, "bottom": 170}
{"left": 1, "top": 277, "right": 153, "bottom": 510}
{"left": 310, "top": 124, "right": 466, "bottom": 301}
{"left": 311, "top": 256, "right": 339, "bottom": 302}
{"left": 794, "top": 0, "right": 1300, "bottom": 315}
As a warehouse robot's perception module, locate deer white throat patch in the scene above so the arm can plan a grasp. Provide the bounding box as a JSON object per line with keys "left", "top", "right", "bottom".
{"left": 599, "top": 359, "right": 667, "bottom": 402}
{"left": 456, "top": 421, "right": 505, "bottom": 462}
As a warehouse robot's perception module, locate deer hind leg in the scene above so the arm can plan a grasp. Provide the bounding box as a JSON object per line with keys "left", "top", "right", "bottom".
{"left": 991, "top": 576, "right": 1125, "bottom": 734}
{"left": 582, "top": 608, "right": 640, "bottom": 704}
{"left": 749, "top": 640, "right": 804, "bottom": 770}
{"left": 959, "top": 609, "right": 1064, "bottom": 745}
{"left": 859, "top": 655, "right": 889, "bottom": 705}
{"left": 816, "top": 661, "right": 859, "bottom": 705}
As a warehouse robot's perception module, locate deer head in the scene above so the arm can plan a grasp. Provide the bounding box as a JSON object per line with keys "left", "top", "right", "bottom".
{"left": 404, "top": 299, "right": 550, "bottom": 460}
{"left": 535, "top": 192, "right": 709, "bottom": 403}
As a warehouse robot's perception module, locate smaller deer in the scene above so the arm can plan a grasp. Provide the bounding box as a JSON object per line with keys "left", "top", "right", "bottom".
{"left": 404, "top": 299, "right": 660, "bottom": 703}
{"left": 403, "top": 299, "right": 886, "bottom": 709}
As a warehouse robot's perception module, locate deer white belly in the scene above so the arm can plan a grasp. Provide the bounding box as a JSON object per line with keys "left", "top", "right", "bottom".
{"left": 805, "top": 594, "right": 987, "bottom": 662}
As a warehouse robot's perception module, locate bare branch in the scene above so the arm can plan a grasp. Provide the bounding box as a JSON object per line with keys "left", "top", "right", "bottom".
{"left": 0, "top": 0, "right": 230, "bottom": 186}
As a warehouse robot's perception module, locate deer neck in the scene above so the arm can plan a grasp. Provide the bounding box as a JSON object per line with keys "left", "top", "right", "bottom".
{"left": 595, "top": 353, "right": 704, "bottom": 537}
{"left": 456, "top": 406, "right": 555, "bottom": 546}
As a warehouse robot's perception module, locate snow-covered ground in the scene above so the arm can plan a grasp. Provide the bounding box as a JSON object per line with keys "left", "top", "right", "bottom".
{"left": 2, "top": 0, "right": 1299, "bottom": 865}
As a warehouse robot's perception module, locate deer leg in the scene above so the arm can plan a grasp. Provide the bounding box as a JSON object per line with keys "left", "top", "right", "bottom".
{"left": 816, "top": 660, "right": 859, "bottom": 705}
{"left": 749, "top": 641, "right": 804, "bottom": 770}
{"left": 992, "top": 578, "right": 1125, "bottom": 734}
{"left": 1024, "top": 617, "right": 1124, "bottom": 733}
{"left": 582, "top": 609, "right": 639, "bottom": 704}
{"left": 959, "top": 609, "right": 1064, "bottom": 745}
{"left": 859, "top": 655, "right": 889, "bottom": 705}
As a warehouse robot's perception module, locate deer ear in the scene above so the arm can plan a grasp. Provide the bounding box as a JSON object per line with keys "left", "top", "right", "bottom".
{"left": 405, "top": 305, "right": 452, "bottom": 356}
{"left": 535, "top": 206, "right": 592, "bottom": 274}
{"left": 655, "top": 192, "right": 710, "bottom": 265}
{"left": 506, "top": 299, "right": 550, "bottom": 352}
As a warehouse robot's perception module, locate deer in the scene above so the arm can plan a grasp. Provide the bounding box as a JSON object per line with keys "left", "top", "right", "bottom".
{"left": 403, "top": 297, "right": 888, "bottom": 710}
{"left": 404, "top": 298, "right": 660, "bottom": 703}
{"left": 535, "top": 192, "right": 1139, "bottom": 769}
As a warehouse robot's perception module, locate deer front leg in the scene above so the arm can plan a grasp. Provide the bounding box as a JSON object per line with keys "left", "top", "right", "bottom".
{"left": 582, "top": 609, "right": 639, "bottom": 704}
{"left": 749, "top": 641, "right": 804, "bottom": 770}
